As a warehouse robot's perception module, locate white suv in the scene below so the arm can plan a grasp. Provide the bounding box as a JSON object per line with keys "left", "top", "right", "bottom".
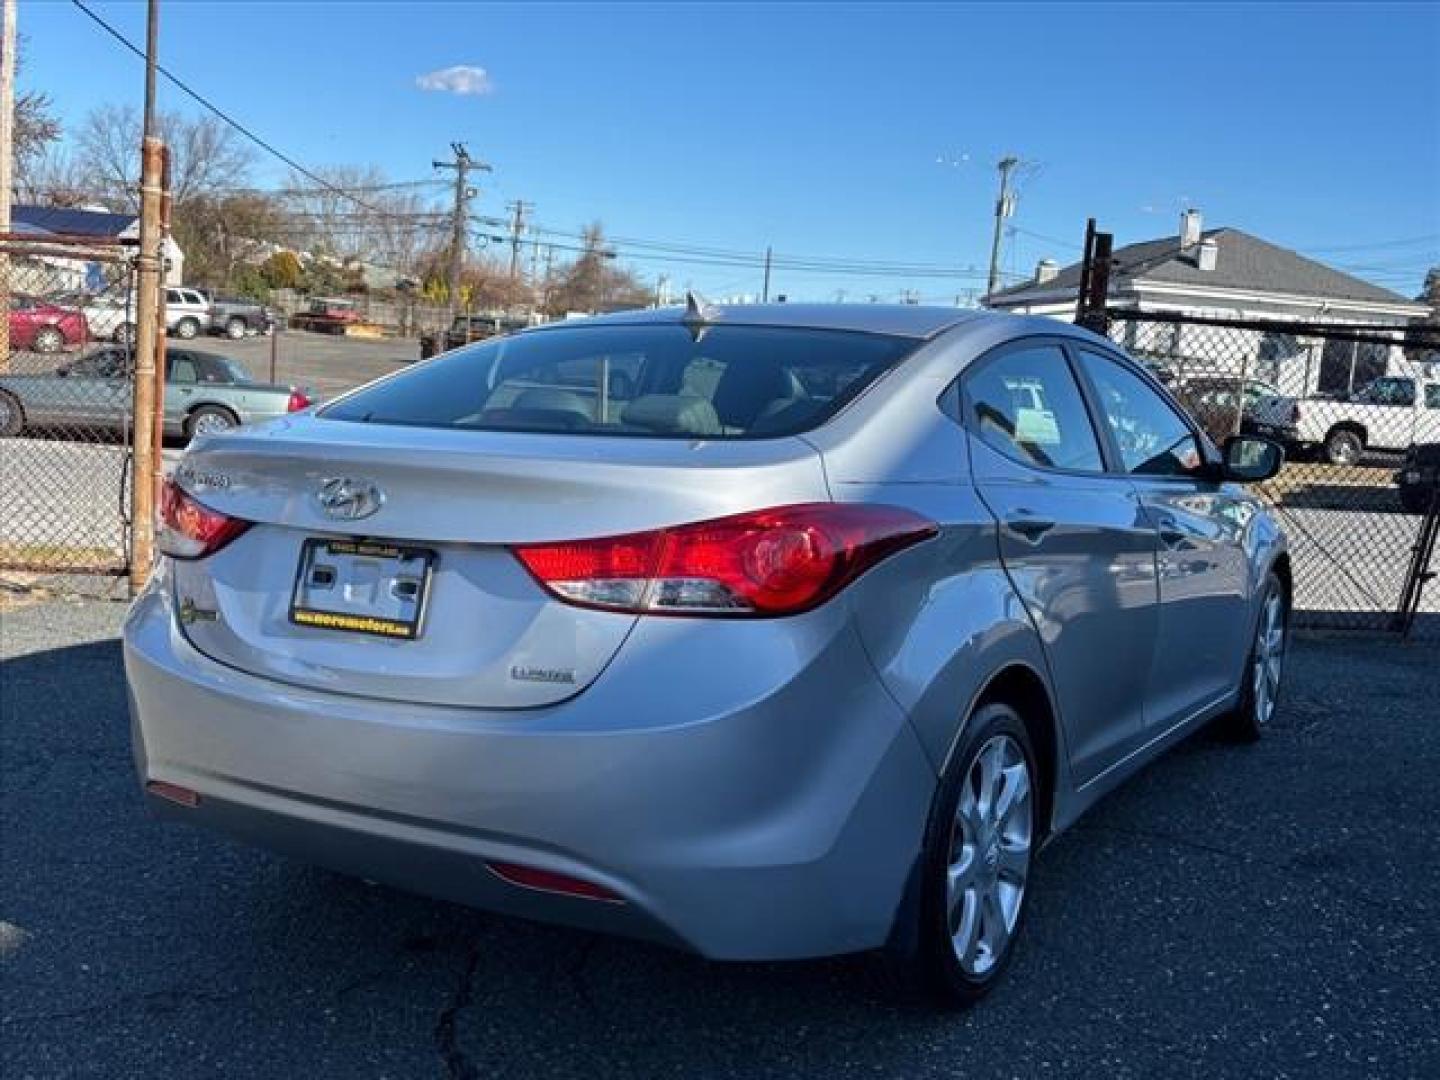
{"left": 165, "top": 288, "right": 213, "bottom": 339}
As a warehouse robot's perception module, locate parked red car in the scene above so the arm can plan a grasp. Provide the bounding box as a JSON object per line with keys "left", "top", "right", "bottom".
{"left": 8, "top": 294, "right": 90, "bottom": 353}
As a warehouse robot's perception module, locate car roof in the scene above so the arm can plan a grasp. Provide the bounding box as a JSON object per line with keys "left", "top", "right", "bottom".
{"left": 523, "top": 302, "right": 1001, "bottom": 341}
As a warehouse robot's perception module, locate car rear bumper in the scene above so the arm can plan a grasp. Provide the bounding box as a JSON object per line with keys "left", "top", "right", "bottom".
{"left": 123, "top": 581, "right": 936, "bottom": 960}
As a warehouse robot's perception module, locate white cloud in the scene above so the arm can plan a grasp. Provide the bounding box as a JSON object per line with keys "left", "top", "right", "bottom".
{"left": 416, "top": 65, "right": 494, "bottom": 96}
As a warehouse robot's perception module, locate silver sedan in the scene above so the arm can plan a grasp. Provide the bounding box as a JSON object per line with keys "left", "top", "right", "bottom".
{"left": 123, "top": 303, "right": 1289, "bottom": 1005}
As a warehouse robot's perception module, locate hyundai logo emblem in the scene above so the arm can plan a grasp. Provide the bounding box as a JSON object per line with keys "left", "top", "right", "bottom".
{"left": 316, "top": 477, "right": 385, "bottom": 520}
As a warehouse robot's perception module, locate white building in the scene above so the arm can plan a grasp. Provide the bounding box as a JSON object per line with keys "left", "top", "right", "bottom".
{"left": 985, "top": 211, "right": 1432, "bottom": 397}
{"left": 12, "top": 204, "right": 186, "bottom": 287}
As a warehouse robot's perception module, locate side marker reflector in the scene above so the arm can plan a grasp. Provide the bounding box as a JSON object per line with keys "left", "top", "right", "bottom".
{"left": 146, "top": 780, "right": 200, "bottom": 808}
{"left": 486, "top": 861, "right": 623, "bottom": 903}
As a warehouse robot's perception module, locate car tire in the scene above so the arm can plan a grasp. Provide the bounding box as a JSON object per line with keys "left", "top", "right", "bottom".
{"left": 1323, "top": 428, "right": 1364, "bottom": 467}
{"left": 184, "top": 405, "right": 239, "bottom": 441}
{"left": 911, "top": 702, "right": 1038, "bottom": 1008}
{"left": 1218, "top": 571, "right": 1289, "bottom": 743}
{"left": 175, "top": 317, "right": 200, "bottom": 340}
{"left": 225, "top": 317, "right": 247, "bottom": 340}
{"left": 32, "top": 325, "right": 64, "bottom": 353}
{"left": 0, "top": 390, "right": 24, "bottom": 437}
{"left": 115, "top": 323, "right": 137, "bottom": 347}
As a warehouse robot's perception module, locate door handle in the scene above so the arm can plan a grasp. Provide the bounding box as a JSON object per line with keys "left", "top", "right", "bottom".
{"left": 1157, "top": 516, "right": 1187, "bottom": 547}
{"left": 1005, "top": 515, "right": 1055, "bottom": 542}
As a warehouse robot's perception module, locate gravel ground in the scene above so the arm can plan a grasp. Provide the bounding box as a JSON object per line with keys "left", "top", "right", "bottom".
{"left": 2, "top": 599, "right": 1437, "bottom": 1077}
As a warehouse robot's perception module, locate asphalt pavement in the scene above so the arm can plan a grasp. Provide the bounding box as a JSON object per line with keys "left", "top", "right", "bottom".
{"left": 2, "top": 597, "right": 1437, "bottom": 1079}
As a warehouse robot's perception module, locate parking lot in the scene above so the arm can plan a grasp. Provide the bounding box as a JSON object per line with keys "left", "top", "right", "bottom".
{"left": 1, "top": 596, "right": 1436, "bottom": 1078}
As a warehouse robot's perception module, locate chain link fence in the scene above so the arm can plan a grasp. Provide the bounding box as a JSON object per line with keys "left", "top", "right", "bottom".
{"left": 1, "top": 236, "right": 140, "bottom": 587}
{"left": 1108, "top": 310, "right": 1440, "bottom": 637}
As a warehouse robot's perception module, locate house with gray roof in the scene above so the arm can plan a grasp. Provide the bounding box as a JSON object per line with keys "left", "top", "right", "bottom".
{"left": 986, "top": 210, "right": 1432, "bottom": 396}
{"left": 12, "top": 204, "right": 186, "bottom": 285}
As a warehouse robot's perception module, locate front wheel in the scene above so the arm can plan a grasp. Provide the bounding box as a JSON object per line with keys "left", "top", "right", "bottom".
{"left": 1219, "top": 572, "right": 1288, "bottom": 742}
{"left": 114, "top": 323, "right": 137, "bottom": 347}
{"left": 1324, "top": 428, "right": 1364, "bottom": 467}
{"left": 174, "top": 317, "right": 200, "bottom": 340}
{"left": 911, "top": 703, "right": 1037, "bottom": 1007}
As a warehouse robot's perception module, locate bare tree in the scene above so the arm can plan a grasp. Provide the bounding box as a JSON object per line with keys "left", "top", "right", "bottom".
{"left": 546, "top": 223, "right": 650, "bottom": 315}
{"left": 279, "top": 166, "right": 445, "bottom": 274}
{"left": 12, "top": 38, "right": 63, "bottom": 193}
{"left": 75, "top": 104, "right": 255, "bottom": 211}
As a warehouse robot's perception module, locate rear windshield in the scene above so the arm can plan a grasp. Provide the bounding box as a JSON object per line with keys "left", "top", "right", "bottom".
{"left": 322, "top": 324, "right": 915, "bottom": 438}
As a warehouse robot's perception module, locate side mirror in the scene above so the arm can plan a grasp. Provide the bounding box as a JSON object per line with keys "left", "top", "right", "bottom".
{"left": 1221, "top": 435, "right": 1284, "bottom": 483}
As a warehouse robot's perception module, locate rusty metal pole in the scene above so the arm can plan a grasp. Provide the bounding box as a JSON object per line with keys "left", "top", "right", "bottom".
{"left": 149, "top": 146, "right": 171, "bottom": 515}
{"left": 0, "top": 0, "right": 16, "bottom": 374}
{"left": 127, "top": 0, "right": 163, "bottom": 595}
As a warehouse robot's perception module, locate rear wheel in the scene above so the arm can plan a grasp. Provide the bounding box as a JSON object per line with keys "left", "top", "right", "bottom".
{"left": 32, "top": 325, "right": 64, "bottom": 353}
{"left": 1219, "top": 572, "right": 1288, "bottom": 742}
{"left": 912, "top": 702, "right": 1036, "bottom": 1007}
{"left": 1323, "top": 427, "right": 1364, "bottom": 467}
{"left": 225, "top": 316, "right": 247, "bottom": 339}
{"left": 175, "top": 317, "right": 200, "bottom": 340}
{"left": 114, "top": 322, "right": 137, "bottom": 347}
{"left": 0, "top": 390, "right": 23, "bottom": 436}
{"left": 185, "top": 405, "right": 238, "bottom": 440}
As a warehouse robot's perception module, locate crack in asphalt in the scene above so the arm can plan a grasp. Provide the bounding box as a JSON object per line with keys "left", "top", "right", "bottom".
{"left": 3, "top": 986, "right": 246, "bottom": 1027}
{"left": 434, "top": 945, "right": 482, "bottom": 1080}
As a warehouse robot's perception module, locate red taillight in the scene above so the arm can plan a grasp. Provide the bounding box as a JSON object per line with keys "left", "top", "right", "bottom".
{"left": 286, "top": 388, "right": 312, "bottom": 412}
{"left": 157, "top": 478, "right": 250, "bottom": 559}
{"left": 512, "top": 503, "right": 937, "bottom": 617}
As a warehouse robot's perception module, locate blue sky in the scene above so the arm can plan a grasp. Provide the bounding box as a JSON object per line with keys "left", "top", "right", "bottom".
{"left": 21, "top": 1, "right": 1440, "bottom": 301}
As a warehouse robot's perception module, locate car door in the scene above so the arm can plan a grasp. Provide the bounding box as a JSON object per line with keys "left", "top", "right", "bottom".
{"left": 961, "top": 339, "right": 1160, "bottom": 786}
{"left": 1073, "top": 347, "right": 1254, "bottom": 731}
{"left": 52, "top": 349, "right": 128, "bottom": 429}
{"left": 164, "top": 351, "right": 200, "bottom": 433}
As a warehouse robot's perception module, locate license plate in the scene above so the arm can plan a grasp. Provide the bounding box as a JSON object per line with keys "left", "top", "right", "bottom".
{"left": 289, "top": 538, "right": 434, "bottom": 640}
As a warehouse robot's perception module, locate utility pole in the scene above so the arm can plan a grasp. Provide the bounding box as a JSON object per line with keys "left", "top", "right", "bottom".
{"left": 762, "top": 246, "right": 772, "bottom": 302}
{"left": 433, "top": 143, "right": 490, "bottom": 320}
{"left": 506, "top": 199, "right": 533, "bottom": 281}
{"left": 0, "top": 0, "right": 17, "bottom": 372}
{"left": 985, "top": 154, "right": 1019, "bottom": 300}
{"left": 129, "top": 0, "right": 164, "bottom": 594}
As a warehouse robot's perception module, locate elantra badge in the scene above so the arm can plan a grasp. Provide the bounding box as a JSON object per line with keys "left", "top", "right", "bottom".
{"left": 316, "top": 477, "right": 384, "bottom": 520}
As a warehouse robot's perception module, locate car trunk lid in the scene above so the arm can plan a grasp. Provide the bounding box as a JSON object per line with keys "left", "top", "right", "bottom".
{"left": 168, "top": 415, "right": 830, "bottom": 708}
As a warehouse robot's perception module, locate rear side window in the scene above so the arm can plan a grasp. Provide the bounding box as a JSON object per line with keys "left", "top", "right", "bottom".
{"left": 962, "top": 345, "right": 1104, "bottom": 472}
{"left": 323, "top": 324, "right": 915, "bottom": 438}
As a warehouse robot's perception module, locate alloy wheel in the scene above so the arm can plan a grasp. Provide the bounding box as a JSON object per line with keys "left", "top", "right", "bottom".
{"left": 190, "top": 411, "right": 235, "bottom": 436}
{"left": 33, "top": 327, "right": 63, "bottom": 353}
{"left": 946, "top": 733, "right": 1032, "bottom": 977}
{"left": 1251, "top": 591, "right": 1285, "bottom": 727}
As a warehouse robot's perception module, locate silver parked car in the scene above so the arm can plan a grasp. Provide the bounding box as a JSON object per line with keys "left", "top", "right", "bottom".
{"left": 123, "top": 304, "right": 1288, "bottom": 1004}
{"left": 0, "top": 346, "right": 312, "bottom": 441}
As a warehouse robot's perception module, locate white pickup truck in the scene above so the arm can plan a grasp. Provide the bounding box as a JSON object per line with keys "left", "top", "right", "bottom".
{"left": 1249, "top": 374, "right": 1440, "bottom": 465}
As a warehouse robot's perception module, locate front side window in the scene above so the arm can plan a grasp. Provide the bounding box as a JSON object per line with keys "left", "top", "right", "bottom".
{"left": 962, "top": 345, "right": 1103, "bottom": 472}
{"left": 323, "top": 324, "right": 914, "bottom": 439}
{"left": 1077, "top": 349, "right": 1204, "bottom": 478}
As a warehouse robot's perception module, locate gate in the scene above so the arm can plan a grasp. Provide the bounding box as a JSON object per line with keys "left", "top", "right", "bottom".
{"left": 0, "top": 233, "right": 139, "bottom": 585}
{"left": 1105, "top": 309, "right": 1440, "bottom": 637}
